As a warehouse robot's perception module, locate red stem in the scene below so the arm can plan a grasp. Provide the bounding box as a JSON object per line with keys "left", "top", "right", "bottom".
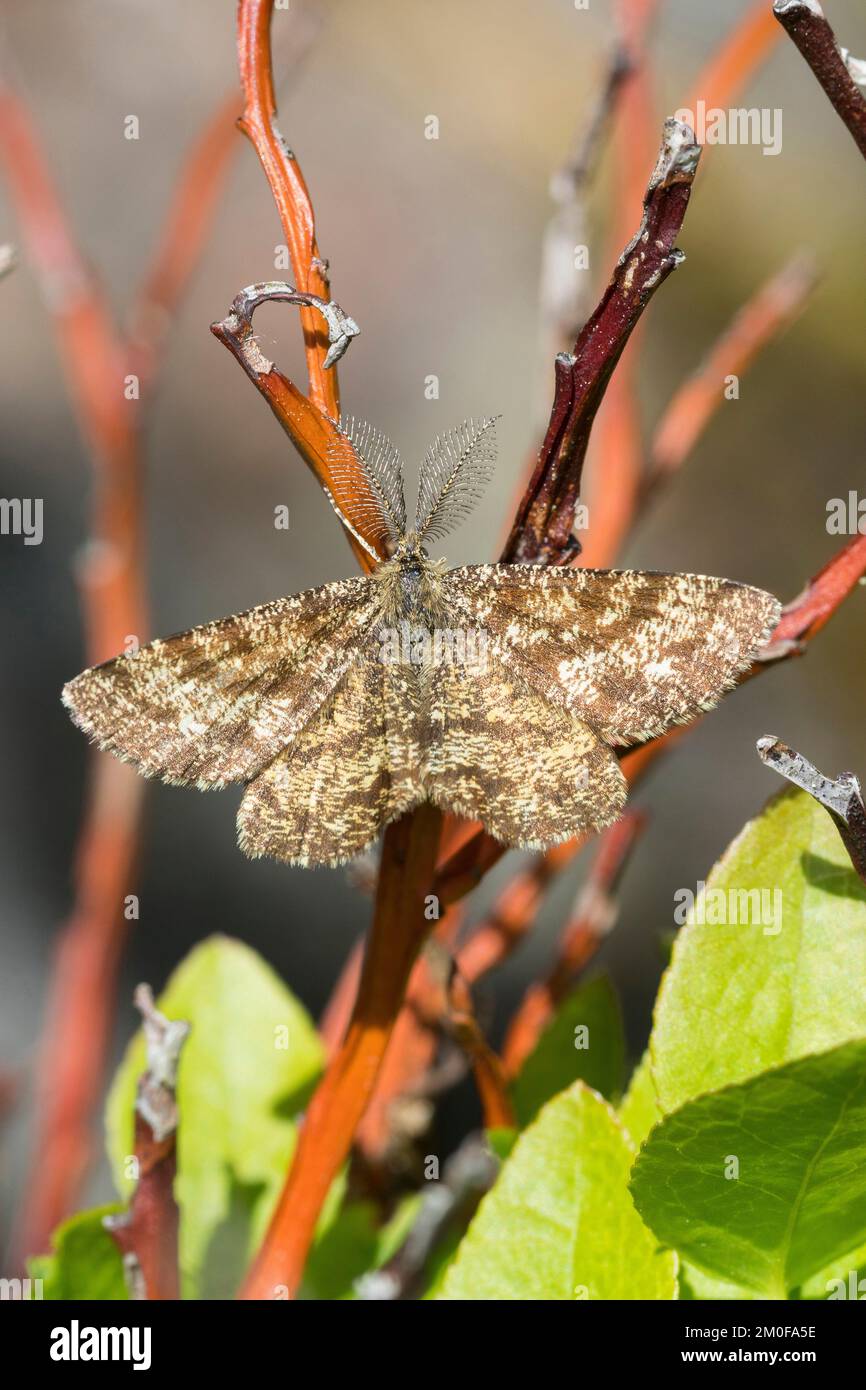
{"left": 240, "top": 804, "right": 442, "bottom": 1299}
{"left": 773, "top": 0, "right": 866, "bottom": 160}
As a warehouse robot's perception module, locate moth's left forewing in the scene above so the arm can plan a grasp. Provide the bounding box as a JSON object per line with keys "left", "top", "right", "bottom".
{"left": 442, "top": 564, "right": 781, "bottom": 744}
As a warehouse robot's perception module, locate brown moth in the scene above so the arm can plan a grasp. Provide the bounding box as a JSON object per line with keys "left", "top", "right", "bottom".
{"left": 63, "top": 418, "right": 780, "bottom": 866}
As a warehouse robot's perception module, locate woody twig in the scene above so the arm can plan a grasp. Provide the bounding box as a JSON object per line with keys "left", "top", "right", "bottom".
{"left": 355, "top": 1135, "right": 498, "bottom": 1302}
{"left": 210, "top": 282, "right": 371, "bottom": 568}
{"left": 103, "top": 986, "right": 190, "bottom": 1301}
{"left": 235, "top": 0, "right": 866, "bottom": 1298}
{"left": 0, "top": 79, "right": 238, "bottom": 1266}
{"left": 774, "top": 0, "right": 866, "bottom": 160}
{"left": 504, "top": 118, "right": 701, "bottom": 566}
{"left": 580, "top": 0, "right": 784, "bottom": 569}
{"left": 236, "top": 0, "right": 338, "bottom": 415}
{"left": 648, "top": 254, "right": 817, "bottom": 491}
{"left": 214, "top": 0, "right": 448, "bottom": 1302}
{"left": 501, "top": 811, "right": 646, "bottom": 1077}
{"left": 331, "top": 0, "right": 822, "bottom": 1148}
{"left": 342, "top": 0, "right": 846, "bottom": 1163}
{"left": 757, "top": 737, "right": 866, "bottom": 885}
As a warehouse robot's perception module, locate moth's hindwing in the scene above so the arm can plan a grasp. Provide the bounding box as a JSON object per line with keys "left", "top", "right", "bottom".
{"left": 238, "top": 650, "right": 426, "bottom": 865}
{"left": 62, "top": 576, "right": 378, "bottom": 788}
{"left": 422, "top": 659, "right": 627, "bottom": 847}
{"left": 442, "top": 565, "right": 781, "bottom": 744}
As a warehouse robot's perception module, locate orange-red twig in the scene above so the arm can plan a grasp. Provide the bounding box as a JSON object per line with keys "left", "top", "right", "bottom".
{"left": 501, "top": 811, "right": 646, "bottom": 1077}
{"left": 0, "top": 90, "right": 146, "bottom": 1266}
{"left": 760, "top": 532, "right": 866, "bottom": 658}
{"left": 649, "top": 253, "right": 817, "bottom": 487}
{"left": 353, "top": 904, "right": 466, "bottom": 1164}
{"left": 456, "top": 839, "right": 586, "bottom": 986}
{"left": 236, "top": 0, "right": 337, "bottom": 416}
{"left": 210, "top": 282, "right": 373, "bottom": 572}
{"left": 446, "top": 976, "right": 515, "bottom": 1132}
{"left": 0, "top": 75, "right": 240, "bottom": 1265}
{"left": 684, "top": 2, "right": 783, "bottom": 118}
{"left": 128, "top": 93, "right": 240, "bottom": 388}
{"left": 240, "top": 804, "right": 442, "bottom": 1299}
{"left": 211, "top": 2, "right": 451, "bottom": 1300}
{"left": 582, "top": 0, "right": 785, "bottom": 570}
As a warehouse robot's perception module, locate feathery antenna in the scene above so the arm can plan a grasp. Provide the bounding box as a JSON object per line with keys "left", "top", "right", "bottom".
{"left": 415, "top": 416, "right": 499, "bottom": 544}
{"left": 328, "top": 418, "right": 407, "bottom": 558}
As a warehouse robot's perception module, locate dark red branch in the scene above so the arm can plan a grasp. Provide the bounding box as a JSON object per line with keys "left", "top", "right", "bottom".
{"left": 503, "top": 117, "right": 700, "bottom": 565}
{"left": 774, "top": 1, "right": 866, "bottom": 160}
{"left": 434, "top": 533, "right": 866, "bottom": 927}
{"left": 103, "top": 986, "right": 189, "bottom": 1301}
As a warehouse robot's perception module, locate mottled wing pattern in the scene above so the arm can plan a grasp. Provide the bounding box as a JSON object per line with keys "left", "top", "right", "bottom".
{"left": 62, "top": 577, "right": 378, "bottom": 788}
{"left": 422, "top": 660, "right": 626, "bottom": 847}
{"left": 442, "top": 565, "right": 780, "bottom": 745}
{"left": 238, "top": 650, "right": 426, "bottom": 865}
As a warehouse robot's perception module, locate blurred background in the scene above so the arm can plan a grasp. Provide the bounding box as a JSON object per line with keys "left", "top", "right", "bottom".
{"left": 1, "top": 0, "right": 865, "bottom": 1258}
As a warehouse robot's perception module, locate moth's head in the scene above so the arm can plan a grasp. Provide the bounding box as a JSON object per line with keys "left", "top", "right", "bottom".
{"left": 391, "top": 530, "right": 427, "bottom": 566}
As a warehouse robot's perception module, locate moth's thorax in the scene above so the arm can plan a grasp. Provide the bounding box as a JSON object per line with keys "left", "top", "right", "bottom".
{"left": 373, "top": 541, "right": 447, "bottom": 625}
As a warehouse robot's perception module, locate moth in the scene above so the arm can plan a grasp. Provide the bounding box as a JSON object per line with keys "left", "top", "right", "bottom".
{"left": 63, "top": 417, "right": 780, "bottom": 866}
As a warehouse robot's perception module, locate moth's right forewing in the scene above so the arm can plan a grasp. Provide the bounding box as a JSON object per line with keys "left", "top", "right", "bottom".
{"left": 62, "top": 576, "right": 379, "bottom": 787}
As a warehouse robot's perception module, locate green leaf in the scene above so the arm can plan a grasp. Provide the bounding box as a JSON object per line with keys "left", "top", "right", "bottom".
{"left": 301, "top": 1200, "right": 381, "bottom": 1300}
{"left": 486, "top": 1127, "right": 517, "bottom": 1162}
{"left": 618, "top": 1049, "right": 661, "bottom": 1148}
{"left": 618, "top": 1063, "right": 757, "bottom": 1300}
{"left": 799, "top": 1240, "right": 866, "bottom": 1301}
{"left": 511, "top": 974, "right": 625, "bottom": 1126}
{"left": 630, "top": 1041, "right": 866, "bottom": 1298}
{"left": 422, "top": 1226, "right": 463, "bottom": 1299}
{"left": 651, "top": 789, "right": 866, "bottom": 1113}
{"left": 27, "top": 1206, "right": 128, "bottom": 1300}
{"left": 105, "top": 935, "right": 324, "bottom": 1299}
{"left": 438, "top": 1082, "right": 677, "bottom": 1300}
{"left": 678, "top": 1264, "right": 755, "bottom": 1301}
{"left": 301, "top": 1195, "right": 421, "bottom": 1301}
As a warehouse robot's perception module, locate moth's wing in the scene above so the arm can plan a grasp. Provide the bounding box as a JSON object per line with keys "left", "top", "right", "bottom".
{"left": 238, "top": 654, "right": 426, "bottom": 866}
{"left": 442, "top": 565, "right": 780, "bottom": 744}
{"left": 62, "top": 576, "right": 378, "bottom": 787}
{"left": 421, "top": 659, "right": 626, "bottom": 848}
